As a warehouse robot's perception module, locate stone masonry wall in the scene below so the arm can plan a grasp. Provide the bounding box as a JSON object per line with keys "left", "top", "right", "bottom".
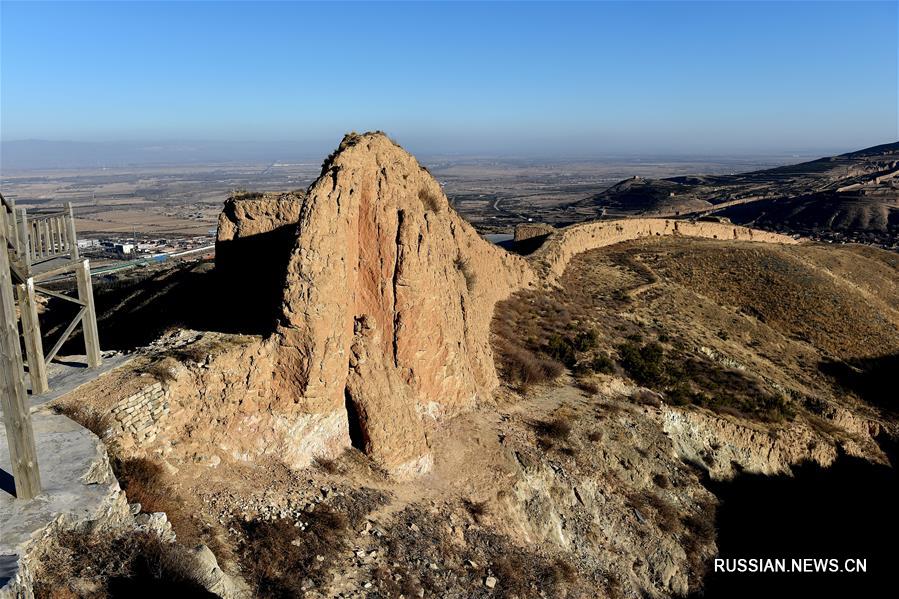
{"left": 107, "top": 382, "right": 168, "bottom": 451}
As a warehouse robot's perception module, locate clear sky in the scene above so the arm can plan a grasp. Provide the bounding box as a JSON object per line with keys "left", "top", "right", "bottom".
{"left": 1, "top": 0, "right": 897, "bottom": 156}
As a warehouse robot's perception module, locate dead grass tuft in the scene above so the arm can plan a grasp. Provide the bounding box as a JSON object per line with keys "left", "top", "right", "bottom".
{"left": 54, "top": 405, "right": 111, "bottom": 439}
{"left": 31, "top": 528, "right": 213, "bottom": 598}
{"left": 418, "top": 187, "right": 442, "bottom": 212}
{"left": 462, "top": 498, "right": 489, "bottom": 523}
{"left": 112, "top": 457, "right": 220, "bottom": 555}
{"left": 237, "top": 508, "right": 348, "bottom": 596}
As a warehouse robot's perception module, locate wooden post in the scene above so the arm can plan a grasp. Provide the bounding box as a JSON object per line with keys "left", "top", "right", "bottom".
{"left": 75, "top": 259, "right": 101, "bottom": 368}
{"left": 65, "top": 203, "right": 79, "bottom": 261}
{"left": 17, "top": 278, "right": 49, "bottom": 395}
{"left": 16, "top": 208, "right": 31, "bottom": 272}
{"left": 0, "top": 210, "right": 41, "bottom": 499}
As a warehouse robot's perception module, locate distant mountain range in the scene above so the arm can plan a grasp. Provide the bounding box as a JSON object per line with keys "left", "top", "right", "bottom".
{"left": 568, "top": 142, "right": 899, "bottom": 247}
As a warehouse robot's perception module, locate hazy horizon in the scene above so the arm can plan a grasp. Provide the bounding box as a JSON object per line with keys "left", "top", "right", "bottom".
{"left": 2, "top": 1, "right": 897, "bottom": 168}
{"left": 2, "top": 137, "right": 883, "bottom": 171}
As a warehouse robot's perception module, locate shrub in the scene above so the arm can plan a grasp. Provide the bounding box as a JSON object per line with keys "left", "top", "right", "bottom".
{"left": 531, "top": 417, "right": 572, "bottom": 440}
{"left": 617, "top": 341, "right": 666, "bottom": 386}
{"left": 495, "top": 341, "right": 564, "bottom": 390}
{"left": 238, "top": 508, "right": 348, "bottom": 596}
{"left": 462, "top": 499, "right": 489, "bottom": 523}
{"left": 454, "top": 256, "right": 477, "bottom": 291}
{"left": 31, "top": 528, "right": 213, "bottom": 598}
{"left": 589, "top": 353, "right": 615, "bottom": 374}
{"left": 576, "top": 379, "right": 599, "bottom": 395}
{"left": 546, "top": 334, "right": 577, "bottom": 367}
{"left": 572, "top": 329, "right": 598, "bottom": 352}
{"left": 418, "top": 187, "right": 442, "bottom": 212}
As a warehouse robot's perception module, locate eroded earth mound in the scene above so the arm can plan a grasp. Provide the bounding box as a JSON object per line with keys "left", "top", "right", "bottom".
{"left": 29, "top": 133, "right": 898, "bottom": 599}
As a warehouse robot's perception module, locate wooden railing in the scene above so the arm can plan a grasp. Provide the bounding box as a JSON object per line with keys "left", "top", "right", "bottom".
{"left": 22, "top": 209, "right": 78, "bottom": 264}
{"left": 2, "top": 194, "right": 80, "bottom": 275}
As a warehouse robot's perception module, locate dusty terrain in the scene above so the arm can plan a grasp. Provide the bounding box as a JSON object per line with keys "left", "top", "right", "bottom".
{"left": 16, "top": 134, "right": 898, "bottom": 599}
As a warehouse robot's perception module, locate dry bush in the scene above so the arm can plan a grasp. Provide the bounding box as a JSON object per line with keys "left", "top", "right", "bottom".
{"left": 326, "top": 486, "right": 391, "bottom": 529}
{"left": 576, "top": 379, "right": 599, "bottom": 395}
{"left": 418, "top": 187, "right": 442, "bottom": 212}
{"left": 140, "top": 357, "right": 178, "bottom": 383}
{"left": 54, "top": 405, "right": 110, "bottom": 439}
{"left": 382, "top": 505, "right": 585, "bottom": 597}
{"left": 492, "top": 552, "right": 577, "bottom": 596}
{"left": 627, "top": 490, "right": 681, "bottom": 534}
{"left": 312, "top": 455, "right": 339, "bottom": 474}
{"left": 494, "top": 339, "right": 564, "bottom": 390}
{"left": 31, "top": 528, "right": 213, "bottom": 598}
{"left": 231, "top": 189, "right": 265, "bottom": 200}
{"left": 454, "top": 256, "right": 477, "bottom": 291}
{"left": 531, "top": 417, "right": 572, "bottom": 441}
{"left": 236, "top": 487, "right": 387, "bottom": 596}
{"left": 681, "top": 498, "right": 718, "bottom": 588}
{"left": 238, "top": 508, "right": 348, "bottom": 597}
{"left": 632, "top": 388, "right": 662, "bottom": 407}
{"left": 112, "top": 458, "right": 212, "bottom": 551}
{"left": 462, "top": 498, "right": 489, "bottom": 523}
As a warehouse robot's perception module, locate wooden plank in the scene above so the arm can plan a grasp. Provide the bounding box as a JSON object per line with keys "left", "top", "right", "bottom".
{"left": 44, "top": 306, "right": 85, "bottom": 365}
{"left": 59, "top": 215, "right": 69, "bottom": 253}
{"left": 17, "top": 278, "right": 49, "bottom": 395}
{"left": 75, "top": 259, "right": 101, "bottom": 368}
{"left": 43, "top": 221, "right": 51, "bottom": 258}
{"left": 0, "top": 209, "right": 41, "bottom": 499}
{"left": 32, "top": 262, "right": 79, "bottom": 282}
{"left": 57, "top": 217, "right": 65, "bottom": 254}
{"left": 16, "top": 208, "right": 31, "bottom": 273}
{"left": 65, "top": 203, "right": 79, "bottom": 261}
{"left": 30, "top": 221, "right": 37, "bottom": 260}
{"left": 33, "top": 285, "right": 86, "bottom": 306}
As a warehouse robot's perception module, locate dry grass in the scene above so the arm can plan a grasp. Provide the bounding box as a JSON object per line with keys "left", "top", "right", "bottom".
{"left": 462, "top": 498, "right": 489, "bottom": 523}
{"left": 237, "top": 508, "right": 348, "bottom": 597}
{"left": 31, "top": 528, "right": 212, "bottom": 598}
{"left": 493, "top": 337, "right": 564, "bottom": 390}
{"left": 53, "top": 405, "right": 111, "bottom": 439}
{"left": 139, "top": 357, "right": 178, "bottom": 383}
{"left": 381, "top": 505, "right": 585, "bottom": 597}
{"left": 419, "top": 187, "right": 442, "bottom": 212}
{"left": 112, "top": 458, "right": 221, "bottom": 556}
{"left": 454, "top": 256, "right": 477, "bottom": 291}
{"left": 531, "top": 416, "right": 573, "bottom": 441}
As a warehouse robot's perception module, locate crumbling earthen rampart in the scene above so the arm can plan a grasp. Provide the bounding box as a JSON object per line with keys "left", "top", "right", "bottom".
{"left": 530, "top": 218, "right": 798, "bottom": 279}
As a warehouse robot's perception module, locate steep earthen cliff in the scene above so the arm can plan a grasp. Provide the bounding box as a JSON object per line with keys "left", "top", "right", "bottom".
{"left": 272, "top": 133, "right": 534, "bottom": 475}
{"left": 204, "top": 132, "right": 802, "bottom": 476}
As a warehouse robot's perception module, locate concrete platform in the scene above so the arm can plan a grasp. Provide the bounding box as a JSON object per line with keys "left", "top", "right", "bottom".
{"left": 26, "top": 352, "right": 133, "bottom": 411}
{"left": 0, "top": 411, "right": 128, "bottom": 594}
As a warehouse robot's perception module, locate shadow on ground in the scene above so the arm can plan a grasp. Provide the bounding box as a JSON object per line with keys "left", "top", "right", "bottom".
{"left": 691, "top": 451, "right": 898, "bottom": 598}
{"left": 42, "top": 257, "right": 286, "bottom": 352}
{"left": 819, "top": 353, "right": 898, "bottom": 414}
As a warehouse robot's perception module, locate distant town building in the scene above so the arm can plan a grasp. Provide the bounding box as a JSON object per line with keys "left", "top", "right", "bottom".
{"left": 114, "top": 243, "right": 134, "bottom": 256}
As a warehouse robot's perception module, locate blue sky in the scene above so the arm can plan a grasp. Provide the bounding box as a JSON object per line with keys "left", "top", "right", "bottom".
{"left": 1, "top": 1, "right": 897, "bottom": 156}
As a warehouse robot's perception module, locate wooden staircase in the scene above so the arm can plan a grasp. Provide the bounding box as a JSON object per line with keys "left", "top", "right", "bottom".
{"left": 1, "top": 192, "right": 105, "bottom": 499}
{"left": 1, "top": 192, "right": 102, "bottom": 395}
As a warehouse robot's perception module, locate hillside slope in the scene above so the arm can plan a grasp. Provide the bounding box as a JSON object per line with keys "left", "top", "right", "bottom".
{"left": 571, "top": 142, "right": 899, "bottom": 246}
